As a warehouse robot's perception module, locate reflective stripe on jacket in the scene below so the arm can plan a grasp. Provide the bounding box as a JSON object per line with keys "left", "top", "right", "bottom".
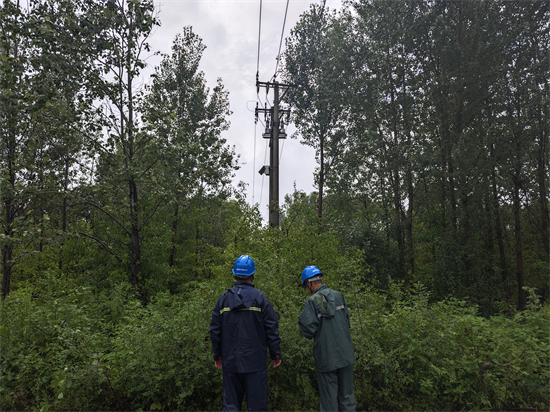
{"left": 209, "top": 282, "right": 281, "bottom": 373}
{"left": 298, "top": 284, "right": 355, "bottom": 373}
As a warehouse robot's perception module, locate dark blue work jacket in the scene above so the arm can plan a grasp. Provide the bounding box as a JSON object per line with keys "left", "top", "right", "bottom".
{"left": 209, "top": 282, "right": 281, "bottom": 373}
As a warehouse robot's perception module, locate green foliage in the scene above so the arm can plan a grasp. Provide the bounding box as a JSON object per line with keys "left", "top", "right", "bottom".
{"left": 2, "top": 268, "right": 548, "bottom": 411}
{"left": 105, "top": 290, "right": 223, "bottom": 411}
{"left": 351, "top": 284, "right": 549, "bottom": 411}
{"left": 281, "top": 0, "right": 549, "bottom": 314}
{"left": 1, "top": 0, "right": 548, "bottom": 410}
{"left": 0, "top": 275, "right": 132, "bottom": 410}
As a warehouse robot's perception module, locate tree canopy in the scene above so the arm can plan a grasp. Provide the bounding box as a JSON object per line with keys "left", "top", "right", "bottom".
{"left": 281, "top": 0, "right": 549, "bottom": 313}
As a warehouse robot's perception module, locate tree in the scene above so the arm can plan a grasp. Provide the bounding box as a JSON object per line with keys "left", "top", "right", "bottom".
{"left": 0, "top": 0, "right": 100, "bottom": 298}
{"left": 281, "top": 0, "right": 548, "bottom": 312}
{"left": 143, "top": 26, "right": 236, "bottom": 271}
{"left": 84, "top": 0, "right": 159, "bottom": 289}
{"left": 282, "top": 4, "right": 351, "bottom": 219}
{"left": 495, "top": 1, "right": 549, "bottom": 310}
{"left": 0, "top": 0, "right": 28, "bottom": 299}
{"left": 345, "top": 0, "right": 425, "bottom": 279}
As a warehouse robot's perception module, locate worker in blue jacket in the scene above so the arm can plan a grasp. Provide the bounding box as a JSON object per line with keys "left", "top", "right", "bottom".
{"left": 299, "top": 265, "right": 356, "bottom": 412}
{"left": 210, "top": 255, "right": 282, "bottom": 411}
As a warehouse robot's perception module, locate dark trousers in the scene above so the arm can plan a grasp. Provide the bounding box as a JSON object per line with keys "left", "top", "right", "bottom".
{"left": 316, "top": 364, "right": 356, "bottom": 412}
{"left": 222, "top": 369, "right": 268, "bottom": 411}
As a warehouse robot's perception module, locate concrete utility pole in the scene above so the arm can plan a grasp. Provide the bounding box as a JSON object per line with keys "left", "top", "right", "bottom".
{"left": 256, "top": 78, "right": 292, "bottom": 227}
{"left": 270, "top": 83, "right": 280, "bottom": 227}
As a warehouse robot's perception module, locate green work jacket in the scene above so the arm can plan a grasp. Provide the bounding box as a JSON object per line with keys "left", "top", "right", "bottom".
{"left": 298, "top": 284, "right": 355, "bottom": 373}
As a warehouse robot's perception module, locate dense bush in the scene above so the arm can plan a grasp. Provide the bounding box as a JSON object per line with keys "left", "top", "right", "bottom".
{"left": 351, "top": 284, "right": 549, "bottom": 411}
{"left": 1, "top": 268, "right": 548, "bottom": 411}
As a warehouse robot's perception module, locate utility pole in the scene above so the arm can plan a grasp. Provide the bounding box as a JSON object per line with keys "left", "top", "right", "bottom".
{"left": 270, "top": 83, "right": 280, "bottom": 227}
{"left": 256, "top": 77, "right": 293, "bottom": 227}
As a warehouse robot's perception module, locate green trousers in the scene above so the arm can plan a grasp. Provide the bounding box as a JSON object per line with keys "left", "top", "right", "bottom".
{"left": 316, "top": 364, "right": 356, "bottom": 412}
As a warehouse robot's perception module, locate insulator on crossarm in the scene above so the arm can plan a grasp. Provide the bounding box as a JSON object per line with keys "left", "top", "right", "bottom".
{"left": 279, "top": 118, "right": 287, "bottom": 139}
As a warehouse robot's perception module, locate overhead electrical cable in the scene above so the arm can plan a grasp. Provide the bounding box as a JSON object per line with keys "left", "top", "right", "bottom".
{"left": 254, "top": 0, "right": 263, "bottom": 208}
{"left": 273, "top": 0, "right": 290, "bottom": 79}
{"left": 256, "top": 0, "right": 262, "bottom": 75}
{"left": 256, "top": 0, "right": 263, "bottom": 111}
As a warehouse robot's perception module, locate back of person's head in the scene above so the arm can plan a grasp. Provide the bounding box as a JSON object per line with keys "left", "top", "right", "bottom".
{"left": 233, "top": 255, "right": 255, "bottom": 281}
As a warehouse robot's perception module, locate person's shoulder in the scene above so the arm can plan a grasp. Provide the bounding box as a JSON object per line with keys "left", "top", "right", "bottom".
{"left": 332, "top": 288, "right": 346, "bottom": 299}
{"left": 323, "top": 287, "right": 345, "bottom": 300}
{"left": 318, "top": 285, "right": 335, "bottom": 296}
{"left": 220, "top": 287, "right": 233, "bottom": 295}
{"left": 325, "top": 286, "right": 342, "bottom": 295}
{"left": 254, "top": 288, "right": 268, "bottom": 301}
{"left": 216, "top": 288, "right": 232, "bottom": 302}
{"left": 255, "top": 289, "right": 277, "bottom": 307}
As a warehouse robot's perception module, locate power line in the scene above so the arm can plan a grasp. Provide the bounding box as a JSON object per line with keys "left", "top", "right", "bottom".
{"left": 256, "top": 0, "right": 262, "bottom": 75}
{"left": 273, "top": 0, "right": 289, "bottom": 79}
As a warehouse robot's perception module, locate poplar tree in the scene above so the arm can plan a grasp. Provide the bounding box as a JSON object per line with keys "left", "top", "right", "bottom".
{"left": 143, "top": 26, "right": 236, "bottom": 271}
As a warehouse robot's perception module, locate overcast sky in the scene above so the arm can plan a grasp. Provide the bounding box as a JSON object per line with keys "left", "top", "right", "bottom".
{"left": 144, "top": 0, "right": 342, "bottom": 221}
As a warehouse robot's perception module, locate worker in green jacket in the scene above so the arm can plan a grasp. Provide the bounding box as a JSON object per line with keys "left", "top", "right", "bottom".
{"left": 299, "top": 265, "right": 356, "bottom": 412}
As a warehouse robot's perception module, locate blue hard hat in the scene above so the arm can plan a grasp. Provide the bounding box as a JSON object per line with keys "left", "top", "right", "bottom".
{"left": 232, "top": 255, "right": 256, "bottom": 277}
{"left": 301, "top": 265, "right": 322, "bottom": 287}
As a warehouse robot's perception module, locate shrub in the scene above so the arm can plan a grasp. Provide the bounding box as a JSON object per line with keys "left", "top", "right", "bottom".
{"left": 350, "top": 284, "right": 550, "bottom": 411}
{"left": 1, "top": 261, "right": 548, "bottom": 411}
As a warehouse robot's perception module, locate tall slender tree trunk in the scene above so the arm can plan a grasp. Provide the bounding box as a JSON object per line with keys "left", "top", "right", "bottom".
{"left": 392, "top": 162, "right": 405, "bottom": 275}
{"left": 439, "top": 134, "right": 447, "bottom": 230}
{"left": 389, "top": 76, "right": 405, "bottom": 275}
{"left": 492, "top": 165, "right": 510, "bottom": 299}
{"left": 2, "top": 125, "right": 15, "bottom": 298}
{"left": 381, "top": 177, "right": 391, "bottom": 243}
{"left": 59, "top": 147, "right": 70, "bottom": 270}
{"left": 437, "top": 88, "right": 457, "bottom": 238}
{"left": 128, "top": 92, "right": 140, "bottom": 287}
{"left": 129, "top": 178, "right": 140, "bottom": 287}
{"left": 456, "top": 2, "right": 469, "bottom": 248}
{"left": 537, "top": 132, "right": 549, "bottom": 260}
{"left": 127, "top": 16, "right": 140, "bottom": 288}
{"left": 317, "top": 129, "right": 324, "bottom": 219}
{"left": 392, "top": 168, "right": 405, "bottom": 275}
{"left": 483, "top": 193, "right": 494, "bottom": 269}
{"left": 485, "top": 89, "right": 510, "bottom": 298}
{"left": 169, "top": 203, "right": 179, "bottom": 267}
{"left": 2, "top": 196, "right": 14, "bottom": 300}
{"left": 2, "top": 5, "right": 18, "bottom": 299}
{"left": 447, "top": 149, "right": 458, "bottom": 238}
{"left": 511, "top": 95, "right": 526, "bottom": 311}
{"left": 402, "top": 67, "right": 414, "bottom": 276}
{"left": 513, "top": 165, "right": 526, "bottom": 311}
{"left": 406, "top": 166, "right": 414, "bottom": 275}
{"left": 195, "top": 221, "right": 200, "bottom": 272}
{"left": 214, "top": 204, "right": 222, "bottom": 247}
